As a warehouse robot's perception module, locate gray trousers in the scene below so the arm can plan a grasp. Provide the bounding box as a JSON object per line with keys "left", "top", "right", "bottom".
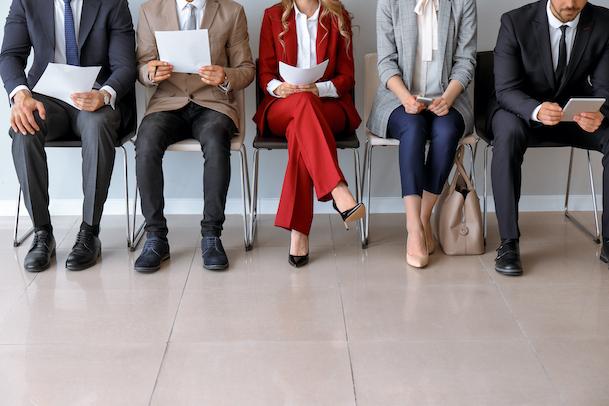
{"left": 10, "top": 93, "right": 121, "bottom": 228}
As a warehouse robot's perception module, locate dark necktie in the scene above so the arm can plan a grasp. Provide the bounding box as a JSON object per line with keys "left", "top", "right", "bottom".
{"left": 64, "top": 0, "right": 79, "bottom": 66}
{"left": 555, "top": 25, "right": 568, "bottom": 87}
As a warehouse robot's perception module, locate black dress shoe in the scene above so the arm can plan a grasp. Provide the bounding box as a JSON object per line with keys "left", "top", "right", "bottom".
{"left": 24, "top": 230, "right": 56, "bottom": 273}
{"left": 600, "top": 238, "right": 609, "bottom": 264}
{"left": 495, "top": 239, "right": 523, "bottom": 277}
{"left": 332, "top": 200, "right": 366, "bottom": 230}
{"left": 288, "top": 253, "right": 309, "bottom": 268}
{"left": 202, "top": 236, "right": 229, "bottom": 271}
{"left": 134, "top": 236, "right": 170, "bottom": 273}
{"left": 65, "top": 227, "right": 101, "bottom": 271}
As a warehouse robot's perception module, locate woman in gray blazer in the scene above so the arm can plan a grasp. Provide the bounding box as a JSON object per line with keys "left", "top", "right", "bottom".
{"left": 367, "top": 0, "right": 476, "bottom": 268}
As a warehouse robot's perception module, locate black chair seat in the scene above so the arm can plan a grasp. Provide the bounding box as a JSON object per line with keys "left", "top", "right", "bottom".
{"left": 253, "top": 130, "right": 360, "bottom": 150}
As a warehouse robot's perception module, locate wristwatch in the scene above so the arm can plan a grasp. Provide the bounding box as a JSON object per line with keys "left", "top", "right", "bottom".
{"left": 101, "top": 90, "right": 111, "bottom": 106}
{"left": 219, "top": 75, "right": 231, "bottom": 93}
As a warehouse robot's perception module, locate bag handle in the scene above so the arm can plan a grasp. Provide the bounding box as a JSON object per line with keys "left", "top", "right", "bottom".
{"left": 448, "top": 145, "right": 475, "bottom": 193}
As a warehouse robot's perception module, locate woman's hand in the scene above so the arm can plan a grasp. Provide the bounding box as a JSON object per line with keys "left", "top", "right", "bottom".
{"left": 147, "top": 60, "right": 173, "bottom": 83}
{"left": 428, "top": 97, "right": 451, "bottom": 117}
{"left": 295, "top": 83, "right": 319, "bottom": 97}
{"left": 403, "top": 94, "right": 425, "bottom": 115}
{"left": 274, "top": 83, "right": 300, "bottom": 98}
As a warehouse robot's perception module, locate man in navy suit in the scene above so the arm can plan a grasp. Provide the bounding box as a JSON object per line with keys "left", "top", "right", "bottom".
{"left": 490, "top": 0, "right": 609, "bottom": 276}
{"left": 0, "top": 0, "right": 136, "bottom": 272}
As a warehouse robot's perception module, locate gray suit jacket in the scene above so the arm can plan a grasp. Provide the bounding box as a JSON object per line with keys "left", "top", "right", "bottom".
{"left": 367, "top": 0, "right": 477, "bottom": 138}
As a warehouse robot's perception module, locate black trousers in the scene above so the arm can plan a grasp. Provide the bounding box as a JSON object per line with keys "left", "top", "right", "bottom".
{"left": 10, "top": 93, "right": 121, "bottom": 228}
{"left": 135, "top": 102, "right": 236, "bottom": 238}
{"left": 491, "top": 108, "right": 609, "bottom": 240}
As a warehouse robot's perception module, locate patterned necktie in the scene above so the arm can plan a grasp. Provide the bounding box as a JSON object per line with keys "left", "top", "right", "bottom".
{"left": 555, "top": 25, "right": 568, "bottom": 87}
{"left": 185, "top": 3, "right": 197, "bottom": 30}
{"left": 64, "top": 0, "right": 79, "bottom": 66}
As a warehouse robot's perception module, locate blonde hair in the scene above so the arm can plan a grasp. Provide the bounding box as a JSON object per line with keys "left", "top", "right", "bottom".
{"left": 278, "top": 0, "right": 352, "bottom": 56}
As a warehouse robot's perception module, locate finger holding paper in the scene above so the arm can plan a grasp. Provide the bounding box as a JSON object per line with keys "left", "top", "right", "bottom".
{"left": 70, "top": 91, "right": 106, "bottom": 112}
{"left": 147, "top": 60, "right": 173, "bottom": 83}
{"left": 198, "top": 65, "right": 226, "bottom": 86}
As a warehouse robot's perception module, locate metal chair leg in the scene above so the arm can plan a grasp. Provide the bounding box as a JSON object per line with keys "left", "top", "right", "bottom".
{"left": 564, "top": 148, "right": 601, "bottom": 243}
{"left": 352, "top": 148, "right": 365, "bottom": 248}
{"left": 361, "top": 142, "right": 373, "bottom": 248}
{"left": 249, "top": 148, "right": 260, "bottom": 247}
{"left": 120, "top": 146, "right": 132, "bottom": 249}
{"left": 130, "top": 182, "right": 146, "bottom": 252}
{"left": 483, "top": 143, "right": 490, "bottom": 245}
{"left": 13, "top": 186, "right": 34, "bottom": 247}
{"left": 238, "top": 145, "right": 253, "bottom": 251}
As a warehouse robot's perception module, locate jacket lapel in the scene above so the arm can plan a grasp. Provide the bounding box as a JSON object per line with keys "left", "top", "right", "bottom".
{"left": 41, "top": 0, "right": 56, "bottom": 50}
{"left": 316, "top": 6, "right": 328, "bottom": 64}
{"left": 159, "top": 0, "right": 180, "bottom": 31}
{"left": 534, "top": 0, "right": 557, "bottom": 90}
{"left": 78, "top": 0, "right": 101, "bottom": 51}
{"left": 201, "top": 0, "right": 219, "bottom": 29}
{"left": 556, "top": 4, "right": 593, "bottom": 95}
{"left": 285, "top": 12, "right": 298, "bottom": 65}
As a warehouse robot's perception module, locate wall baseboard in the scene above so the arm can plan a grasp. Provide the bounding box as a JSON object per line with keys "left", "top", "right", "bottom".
{"left": 0, "top": 194, "right": 601, "bottom": 217}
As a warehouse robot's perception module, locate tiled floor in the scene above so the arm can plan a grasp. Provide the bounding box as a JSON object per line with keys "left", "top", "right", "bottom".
{"left": 0, "top": 212, "right": 608, "bottom": 405}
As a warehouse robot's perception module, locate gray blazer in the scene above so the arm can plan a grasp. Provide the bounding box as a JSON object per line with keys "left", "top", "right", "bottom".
{"left": 367, "top": 0, "right": 477, "bottom": 138}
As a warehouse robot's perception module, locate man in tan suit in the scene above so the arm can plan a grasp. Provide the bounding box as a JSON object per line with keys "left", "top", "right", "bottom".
{"left": 134, "top": 0, "right": 255, "bottom": 273}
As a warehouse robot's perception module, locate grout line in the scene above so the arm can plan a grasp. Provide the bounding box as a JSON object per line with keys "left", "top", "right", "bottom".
{"left": 147, "top": 246, "right": 197, "bottom": 406}
{"left": 338, "top": 285, "right": 358, "bottom": 406}
{"left": 486, "top": 261, "right": 567, "bottom": 405}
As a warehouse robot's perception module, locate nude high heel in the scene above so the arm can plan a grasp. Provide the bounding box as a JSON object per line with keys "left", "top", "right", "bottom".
{"left": 406, "top": 234, "right": 429, "bottom": 268}
{"left": 424, "top": 228, "right": 436, "bottom": 255}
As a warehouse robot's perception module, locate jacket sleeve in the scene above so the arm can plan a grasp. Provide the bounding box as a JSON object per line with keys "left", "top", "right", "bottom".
{"left": 449, "top": 0, "right": 477, "bottom": 90}
{"left": 0, "top": 0, "right": 31, "bottom": 97}
{"left": 376, "top": 0, "right": 402, "bottom": 89}
{"left": 591, "top": 33, "right": 609, "bottom": 120}
{"left": 329, "top": 10, "right": 355, "bottom": 97}
{"left": 135, "top": 5, "right": 157, "bottom": 87}
{"left": 494, "top": 12, "right": 542, "bottom": 124}
{"left": 101, "top": 0, "right": 136, "bottom": 101}
{"left": 224, "top": 5, "right": 255, "bottom": 92}
{"left": 258, "top": 9, "right": 279, "bottom": 95}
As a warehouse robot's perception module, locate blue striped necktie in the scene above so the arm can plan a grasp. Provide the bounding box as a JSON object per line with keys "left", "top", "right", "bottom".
{"left": 64, "top": 0, "right": 80, "bottom": 66}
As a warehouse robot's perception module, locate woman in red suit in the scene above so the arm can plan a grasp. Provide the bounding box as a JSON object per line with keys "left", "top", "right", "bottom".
{"left": 254, "top": 0, "right": 364, "bottom": 267}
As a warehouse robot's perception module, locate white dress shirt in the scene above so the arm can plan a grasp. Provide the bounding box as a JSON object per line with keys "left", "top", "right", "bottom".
{"left": 532, "top": 0, "right": 581, "bottom": 121}
{"left": 176, "top": 0, "right": 206, "bottom": 30}
{"left": 267, "top": 3, "right": 338, "bottom": 98}
{"left": 11, "top": 0, "right": 116, "bottom": 108}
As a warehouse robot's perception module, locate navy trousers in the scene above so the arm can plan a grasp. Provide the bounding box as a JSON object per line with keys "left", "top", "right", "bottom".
{"left": 387, "top": 106, "right": 464, "bottom": 197}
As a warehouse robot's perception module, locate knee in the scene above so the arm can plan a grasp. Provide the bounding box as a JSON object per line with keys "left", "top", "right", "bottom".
{"left": 289, "top": 92, "right": 321, "bottom": 110}
{"left": 492, "top": 110, "right": 527, "bottom": 152}
{"left": 202, "top": 133, "right": 230, "bottom": 159}
{"left": 78, "top": 109, "right": 119, "bottom": 143}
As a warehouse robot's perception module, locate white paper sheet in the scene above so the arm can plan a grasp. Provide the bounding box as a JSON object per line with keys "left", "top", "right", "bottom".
{"left": 279, "top": 60, "right": 329, "bottom": 85}
{"left": 155, "top": 30, "right": 211, "bottom": 74}
{"left": 32, "top": 63, "right": 101, "bottom": 109}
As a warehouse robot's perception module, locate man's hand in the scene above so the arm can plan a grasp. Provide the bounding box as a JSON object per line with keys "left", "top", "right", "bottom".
{"left": 147, "top": 60, "right": 173, "bottom": 83}
{"left": 295, "top": 83, "right": 319, "bottom": 97}
{"left": 574, "top": 112, "right": 604, "bottom": 133}
{"left": 403, "top": 94, "right": 425, "bottom": 115}
{"left": 537, "top": 102, "right": 563, "bottom": 126}
{"left": 428, "top": 97, "right": 451, "bottom": 117}
{"left": 198, "top": 65, "right": 226, "bottom": 86}
{"left": 274, "top": 83, "right": 299, "bottom": 98}
{"left": 70, "top": 90, "right": 106, "bottom": 112}
{"left": 10, "top": 90, "right": 46, "bottom": 135}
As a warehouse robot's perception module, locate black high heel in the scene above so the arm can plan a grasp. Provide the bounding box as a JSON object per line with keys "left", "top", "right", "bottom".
{"left": 288, "top": 253, "right": 309, "bottom": 268}
{"left": 332, "top": 201, "right": 366, "bottom": 230}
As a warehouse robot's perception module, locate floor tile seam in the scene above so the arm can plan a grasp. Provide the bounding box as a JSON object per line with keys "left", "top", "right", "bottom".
{"left": 492, "top": 275, "right": 568, "bottom": 405}
{"left": 148, "top": 247, "right": 197, "bottom": 406}
{"left": 338, "top": 282, "right": 358, "bottom": 406}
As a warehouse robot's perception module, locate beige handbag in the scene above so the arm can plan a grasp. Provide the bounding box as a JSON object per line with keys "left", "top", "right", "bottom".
{"left": 434, "top": 145, "right": 485, "bottom": 256}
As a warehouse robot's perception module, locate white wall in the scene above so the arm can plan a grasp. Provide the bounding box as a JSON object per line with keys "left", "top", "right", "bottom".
{"left": 0, "top": 0, "right": 606, "bottom": 215}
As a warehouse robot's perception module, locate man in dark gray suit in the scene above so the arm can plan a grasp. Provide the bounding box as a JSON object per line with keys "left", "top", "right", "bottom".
{"left": 0, "top": 0, "right": 136, "bottom": 272}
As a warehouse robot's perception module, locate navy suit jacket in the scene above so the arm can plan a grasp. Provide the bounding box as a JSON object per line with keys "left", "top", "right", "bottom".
{"left": 0, "top": 0, "right": 137, "bottom": 133}
{"left": 490, "top": 1, "right": 609, "bottom": 129}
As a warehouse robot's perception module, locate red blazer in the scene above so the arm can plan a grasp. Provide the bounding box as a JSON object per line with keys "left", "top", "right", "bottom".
{"left": 253, "top": 4, "right": 361, "bottom": 134}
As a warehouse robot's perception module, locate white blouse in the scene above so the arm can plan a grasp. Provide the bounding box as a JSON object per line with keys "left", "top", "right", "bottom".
{"left": 267, "top": 3, "right": 338, "bottom": 98}
{"left": 411, "top": 0, "right": 442, "bottom": 97}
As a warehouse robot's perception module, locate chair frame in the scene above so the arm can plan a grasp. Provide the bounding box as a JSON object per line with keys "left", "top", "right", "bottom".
{"left": 13, "top": 138, "right": 134, "bottom": 248}
{"left": 130, "top": 90, "right": 253, "bottom": 252}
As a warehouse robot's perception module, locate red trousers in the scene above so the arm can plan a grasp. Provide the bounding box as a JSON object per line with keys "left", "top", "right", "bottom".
{"left": 266, "top": 92, "right": 349, "bottom": 235}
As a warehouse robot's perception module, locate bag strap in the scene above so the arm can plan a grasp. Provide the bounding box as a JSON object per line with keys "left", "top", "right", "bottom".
{"left": 449, "top": 145, "right": 475, "bottom": 192}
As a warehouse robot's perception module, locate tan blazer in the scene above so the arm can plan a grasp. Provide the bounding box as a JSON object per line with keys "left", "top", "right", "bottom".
{"left": 136, "top": 0, "right": 255, "bottom": 129}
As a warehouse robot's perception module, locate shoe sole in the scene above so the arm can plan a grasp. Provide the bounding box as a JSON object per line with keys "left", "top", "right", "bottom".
{"left": 343, "top": 205, "right": 366, "bottom": 224}
{"left": 495, "top": 267, "right": 523, "bottom": 277}
{"left": 65, "top": 251, "right": 101, "bottom": 272}
{"left": 600, "top": 254, "right": 608, "bottom": 264}
{"left": 25, "top": 249, "right": 56, "bottom": 273}
{"left": 134, "top": 255, "right": 171, "bottom": 273}
{"left": 204, "top": 263, "right": 229, "bottom": 272}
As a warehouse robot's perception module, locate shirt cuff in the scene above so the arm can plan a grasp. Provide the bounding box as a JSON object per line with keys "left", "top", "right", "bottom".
{"left": 9, "top": 85, "right": 30, "bottom": 104}
{"left": 531, "top": 104, "right": 542, "bottom": 122}
{"left": 316, "top": 81, "right": 339, "bottom": 98}
{"left": 100, "top": 86, "right": 117, "bottom": 109}
{"left": 267, "top": 79, "right": 283, "bottom": 98}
